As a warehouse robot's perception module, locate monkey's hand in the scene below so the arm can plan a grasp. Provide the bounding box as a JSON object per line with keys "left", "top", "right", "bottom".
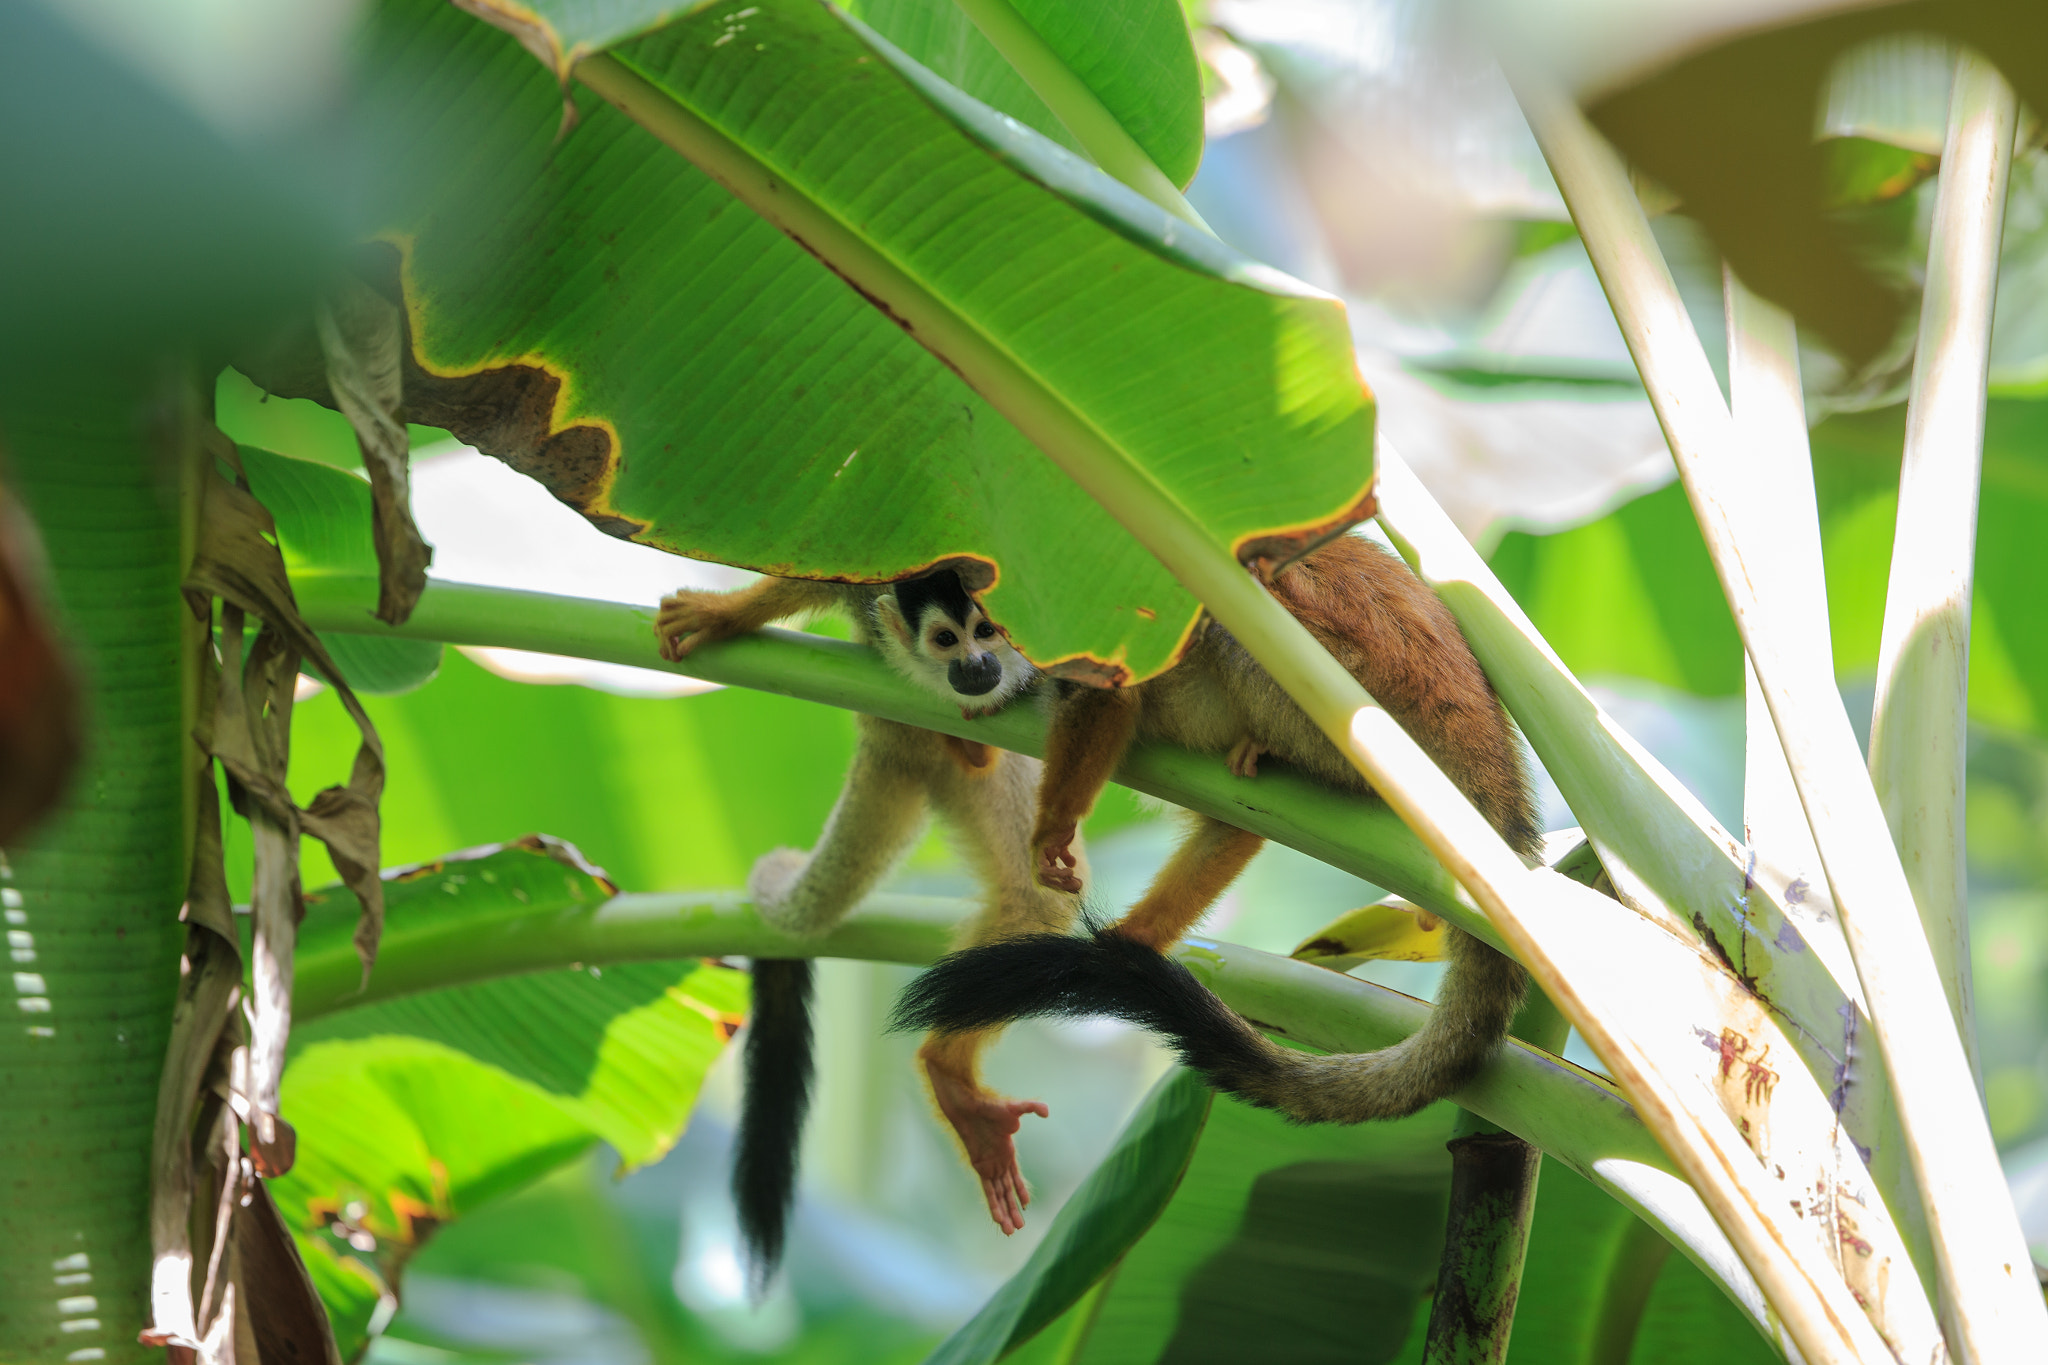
{"left": 924, "top": 1060, "right": 1047, "bottom": 1236}
{"left": 655, "top": 589, "right": 743, "bottom": 661}
{"left": 1032, "top": 821, "right": 1083, "bottom": 894}
{"left": 1227, "top": 736, "right": 1267, "bottom": 779}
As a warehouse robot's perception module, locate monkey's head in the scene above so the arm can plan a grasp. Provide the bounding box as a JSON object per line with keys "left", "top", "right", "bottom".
{"left": 873, "top": 570, "right": 1036, "bottom": 713}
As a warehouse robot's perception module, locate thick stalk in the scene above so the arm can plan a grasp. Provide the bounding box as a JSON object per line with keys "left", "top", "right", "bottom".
{"left": 0, "top": 371, "right": 192, "bottom": 1363}
{"left": 944, "top": 0, "right": 1209, "bottom": 230}
{"left": 1422, "top": 996, "right": 1569, "bottom": 1365}
{"left": 1514, "top": 72, "right": 2044, "bottom": 1357}
{"left": 1867, "top": 53, "right": 2017, "bottom": 1080}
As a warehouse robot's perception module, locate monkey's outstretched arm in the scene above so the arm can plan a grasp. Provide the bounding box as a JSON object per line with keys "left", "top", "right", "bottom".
{"left": 1032, "top": 687, "right": 1141, "bottom": 893}
{"left": 657, "top": 576, "right": 843, "bottom": 660}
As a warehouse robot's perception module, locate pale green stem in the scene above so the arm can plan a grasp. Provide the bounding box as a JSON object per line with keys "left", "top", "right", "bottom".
{"left": 1868, "top": 53, "right": 2017, "bottom": 1088}
{"left": 947, "top": 0, "right": 1210, "bottom": 231}
{"left": 1723, "top": 272, "right": 1934, "bottom": 1294}
{"left": 291, "top": 889, "right": 1793, "bottom": 1354}
{"left": 296, "top": 574, "right": 1469, "bottom": 927}
{"left": 1513, "top": 70, "right": 2043, "bottom": 1360}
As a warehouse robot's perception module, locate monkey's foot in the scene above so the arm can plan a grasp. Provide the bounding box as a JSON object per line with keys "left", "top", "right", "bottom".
{"left": 926, "top": 1066, "right": 1047, "bottom": 1236}
{"left": 1033, "top": 824, "right": 1083, "bottom": 894}
{"left": 1227, "top": 736, "right": 1267, "bottom": 779}
{"left": 654, "top": 591, "right": 732, "bottom": 661}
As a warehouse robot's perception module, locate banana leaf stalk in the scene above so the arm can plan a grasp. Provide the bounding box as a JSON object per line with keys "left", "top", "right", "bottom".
{"left": 1867, "top": 52, "right": 2018, "bottom": 1077}
{"left": 1513, "top": 68, "right": 2045, "bottom": 1360}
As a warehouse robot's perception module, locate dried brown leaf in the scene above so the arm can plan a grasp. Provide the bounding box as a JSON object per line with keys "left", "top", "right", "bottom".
{"left": 316, "top": 281, "right": 431, "bottom": 626}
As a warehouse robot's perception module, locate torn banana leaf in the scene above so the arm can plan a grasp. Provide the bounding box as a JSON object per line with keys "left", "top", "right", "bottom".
{"left": 296, "top": 0, "right": 1373, "bottom": 684}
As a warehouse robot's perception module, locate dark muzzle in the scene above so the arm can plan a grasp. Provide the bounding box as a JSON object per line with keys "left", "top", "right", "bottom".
{"left": 948, "top": 652, "right": 1002, "bottom": 696}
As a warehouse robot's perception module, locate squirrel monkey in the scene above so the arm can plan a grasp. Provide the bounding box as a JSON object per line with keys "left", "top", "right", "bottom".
{"left": 655, "top": 569, "right": 1084, "bottom": 1284}
{"left": 897, "top": 535, "right": 1543, "bottom": 1131}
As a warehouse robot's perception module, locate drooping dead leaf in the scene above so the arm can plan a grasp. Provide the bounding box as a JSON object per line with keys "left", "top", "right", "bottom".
{"left": 316, "top": 279, "right": 432, "bottom": 626}
{"left": 147, "top": 425, "right": 389, "bottom": 1365}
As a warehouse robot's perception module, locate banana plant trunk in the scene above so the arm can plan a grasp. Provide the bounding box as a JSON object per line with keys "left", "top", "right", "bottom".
{"left": 0, "top": 371, "right": 195, "bottom": 1362}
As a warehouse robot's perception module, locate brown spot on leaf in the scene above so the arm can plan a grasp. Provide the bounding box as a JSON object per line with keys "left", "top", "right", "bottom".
{"left": 238, "top": 242, "right": 646, "bottom": 540}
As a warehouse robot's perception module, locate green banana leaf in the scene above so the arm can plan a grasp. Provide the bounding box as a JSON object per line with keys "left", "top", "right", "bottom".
{"left": 1014, "top": 1092, "right": 1456, "bottom": 1365}
{"left": 926, "top": 1070, "right": 1212, "bottom": 1365}
{"left": 237, "top": 443, "right": 444, "bottom": 693}
{"left": 523, "top": 0, "right": 1208, "bottom": 187}
{"left": 981, "top": 1098, "right": 1785, "bottom": 1365}
{"left": 272, "top": 839, "right": 746, "bottom": 1359}
{"left": 845, "top": 0, "right": 1205, "bottom": 188}
{"left": 318, "top": 0, "right": 1372, "bottom": 685}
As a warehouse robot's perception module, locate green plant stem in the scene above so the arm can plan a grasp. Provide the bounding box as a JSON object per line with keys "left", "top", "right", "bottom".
{"left": 1419, "top": 992, "right": 1571, "bottom": 1364}
{"left": 945, "top": 0, "right": 1209, "bottom": 230}
{"left": 1421, "top": 1127, "right": 1542, "bottom": 1365}
{"left": 0, "top": 370, "right": 193, "bottom": 1364}
{"left": 292, "top": 888, "right": 1792, "bottom": 1353}
{"left": 294, "top": 576, "right": 1473, "bottom": 930}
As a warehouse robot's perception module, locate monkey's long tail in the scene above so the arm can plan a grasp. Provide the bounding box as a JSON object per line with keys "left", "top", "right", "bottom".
{"left": 733, "top": 958, "right": 815, "bottom": 1294}
{"left": 893, "top": 926, "right": 1525, "bottom": 1123}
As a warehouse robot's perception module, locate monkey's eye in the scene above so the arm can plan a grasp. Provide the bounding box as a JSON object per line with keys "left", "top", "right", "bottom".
{"left": 933, "top": 629, "right": 958, "bottom": 648}
{"left": 974, "top": 621, "right": 996, "bottom": 640}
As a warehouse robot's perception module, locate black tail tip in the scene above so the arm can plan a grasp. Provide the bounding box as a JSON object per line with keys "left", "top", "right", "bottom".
{"left": 732, "top": 958, "right": 816, "bottom": 1298}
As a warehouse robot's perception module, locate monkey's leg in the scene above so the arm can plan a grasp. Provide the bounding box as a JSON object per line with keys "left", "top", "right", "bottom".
{"left": 1033, "top": 687, "right": 1141, "bottom": 893}
{"left": 656, "top": 576, "right": 841, "bottom": 660}
{"left": 1113, "top": 813, "right": 1264, "bottom": 950}
{"left": 917, "top": 1030, "right": 1048, "bottom": 1236}
{"left": 925, "top": 751, "right": 1083, "bottom": 1232}
{"left": 751, "top": 725, "right": 935, "bottom": 936}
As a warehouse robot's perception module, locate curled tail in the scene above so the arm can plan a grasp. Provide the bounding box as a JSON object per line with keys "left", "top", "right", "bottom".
{"left": 733, "top": 958, "right": 815, "bottom": 1292}
{"left": 893, "top": 926, "right": 1524, "bottom": 1124}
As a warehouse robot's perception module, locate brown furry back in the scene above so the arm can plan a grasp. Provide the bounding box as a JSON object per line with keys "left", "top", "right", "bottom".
{"left": 1214, "top": 536, "right": 1541, "bottom": 859}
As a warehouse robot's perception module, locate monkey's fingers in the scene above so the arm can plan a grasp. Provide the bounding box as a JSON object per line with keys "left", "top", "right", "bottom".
{"left": 1035, "top": 851, "right": 1083, "bottom": 894}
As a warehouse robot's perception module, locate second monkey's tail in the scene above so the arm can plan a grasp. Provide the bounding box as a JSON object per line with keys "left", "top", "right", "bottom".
{"left": 733, "top": 958, "right": 815, "bottom": 1296}
{"left": 893, "top": 926, "right": 1525, "bottom": 1123}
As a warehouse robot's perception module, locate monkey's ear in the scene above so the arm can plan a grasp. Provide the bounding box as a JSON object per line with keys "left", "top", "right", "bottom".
{"left": 875, "top": 595, "right": 918, "bottom": 652}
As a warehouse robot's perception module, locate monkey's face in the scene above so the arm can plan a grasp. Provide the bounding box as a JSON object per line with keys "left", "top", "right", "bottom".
{"left": 874, "top": 575, "right": 1037, "bottom": 713}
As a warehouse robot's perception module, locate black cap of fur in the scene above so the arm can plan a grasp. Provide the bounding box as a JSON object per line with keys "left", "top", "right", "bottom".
{"left": 892, "top": 569, "right": 975, "bottom": 631}
{"left": 733, "top": 958, "right": 815, "bottom": 1295}
{"left": 892, "top": 925, "right": 1273, "bottom": 1093}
